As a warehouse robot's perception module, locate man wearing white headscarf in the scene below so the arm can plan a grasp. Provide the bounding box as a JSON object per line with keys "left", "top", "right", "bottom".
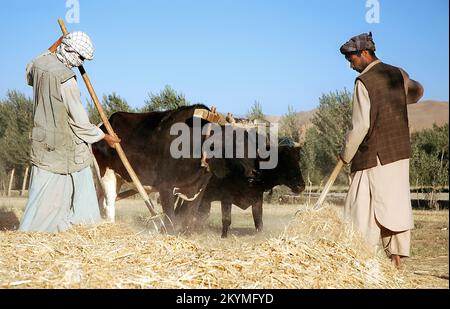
{"left": 19, "top": 31, "right": 120, "bottom": 232}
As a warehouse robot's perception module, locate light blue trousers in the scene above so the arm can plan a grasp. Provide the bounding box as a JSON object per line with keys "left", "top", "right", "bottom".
{"left": 19, "top": 165, "right": 101, "bottom": 232}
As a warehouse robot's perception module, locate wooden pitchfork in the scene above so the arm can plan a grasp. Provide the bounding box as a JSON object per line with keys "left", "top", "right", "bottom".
{"left": 49, "top": 18, "right": 167, "bottom": 231}
{"left": 313, "top": 158, "right": 345, "bottom": 210}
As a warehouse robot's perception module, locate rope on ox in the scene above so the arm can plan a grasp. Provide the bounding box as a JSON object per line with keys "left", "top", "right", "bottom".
{"left": 173, "top": 187, "right": 204, "bottom": 202}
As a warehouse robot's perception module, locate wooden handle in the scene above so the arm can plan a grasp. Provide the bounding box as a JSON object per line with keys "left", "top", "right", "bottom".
{"left": 47, "top": 18, "right": 68, "bottom": 53}
{"left": 58, "top": 18, "right": 68, "bottom": 35}
{"left": 313, "top": 158, "right": 344, "bottom": 210}
{"left": 57, "top": 19, "right": 158, "bottom": 216}
{"left": 48, "top": 36, "right": 63, "bottom": 53}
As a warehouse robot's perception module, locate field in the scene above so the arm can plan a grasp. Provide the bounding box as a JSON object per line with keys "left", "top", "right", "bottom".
{"left": 0, "top": 196, "right": 448, "bottom": 288}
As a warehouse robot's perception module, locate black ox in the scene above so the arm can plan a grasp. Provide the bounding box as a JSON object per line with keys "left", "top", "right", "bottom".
{"left": 175, "top": 136, "right": 305, "bottom": 237}
{"left": 175, "top": 127, "right": 305, "bottom": 238}
{"left": 93, "top": 105, "right": 305, "bottom": 235}
{"left": 92, "top": 105, "right": 254, "bottom": 231}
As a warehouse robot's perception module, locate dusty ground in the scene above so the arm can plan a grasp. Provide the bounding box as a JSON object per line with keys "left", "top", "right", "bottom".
{"left": 0, "top": 196, "right": 448, "bottom": 288}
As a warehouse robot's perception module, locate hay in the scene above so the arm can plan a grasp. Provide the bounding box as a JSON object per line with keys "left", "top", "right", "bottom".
{"left": 0, "top": 204, "right": 438, "bottom": 288}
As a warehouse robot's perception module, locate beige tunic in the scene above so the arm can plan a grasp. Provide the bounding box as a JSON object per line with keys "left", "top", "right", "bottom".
{"left": 61, "top": 77, "right": 105, "bottom": 143}
{"left": 19, "top": 72, "right": 104, "bottom": 232}
{"left": 342, "top": 60, "right": 414, "bottom": 235}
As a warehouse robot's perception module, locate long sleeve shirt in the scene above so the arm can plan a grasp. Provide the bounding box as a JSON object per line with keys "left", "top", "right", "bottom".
{"left": 61, "top": 77, "right": 105, "bottom": 144}
{"left": 340, "top": 60, "right": 419, "bottom": 164}
{"left": 340, "top": 60, "right": 380, "bottom": 163}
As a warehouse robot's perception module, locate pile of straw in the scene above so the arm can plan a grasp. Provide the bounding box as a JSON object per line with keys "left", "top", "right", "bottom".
{"left": 0, "top": 205, "right": 425, "bottom": 288}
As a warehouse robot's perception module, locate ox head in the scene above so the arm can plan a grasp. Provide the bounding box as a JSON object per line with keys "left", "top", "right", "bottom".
{"left": 275, "top": 144, "right": 306, "bottom": 194}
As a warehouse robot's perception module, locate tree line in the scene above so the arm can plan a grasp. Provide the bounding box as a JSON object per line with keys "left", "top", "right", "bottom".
{"left": 0, "top": 86, "right": 448, "bottom": 196}
{"left": 0, "top": 85, "right": 190, "bottom": 195}
{"left": 294, "top": 90, "right": 448, "bottom": 193}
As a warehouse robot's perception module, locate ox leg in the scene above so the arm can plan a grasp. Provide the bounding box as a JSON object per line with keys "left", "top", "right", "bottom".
{"left": 174, "top": 198, "right": 188, "bottom": 218}
{"left": 101, "top": 168, "right": 118, "bottom": 223}
{"left": 252, "top": 200, "right": 263, "bottom": 233}
{"left": 178, "top": 190, "right": 208, "bottom": 234}
{"left": 92, "top": 158, "right": 105, "bottom": 217}
{"left": 221, "top": 202, "right": 232, "bottom": 238}
{"left": 159, "top": 189, "right": 176, "bottom": 233}
{"left": 175, "top": 199, "right": 205, "bottom": 232}
{"left": 96, "top": 182, "right": 106, "bottom": 218}
{"left": 197, "top": 198, "right": 212, "bottom": 224}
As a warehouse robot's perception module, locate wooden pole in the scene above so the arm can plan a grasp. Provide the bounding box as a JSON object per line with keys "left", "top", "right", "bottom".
{"left": 48, "top": 36, "right": 63, "bottom": 53}
{"left": 55, "top": 18, "right": 158, "bottom": 216}
{"left": 7, "top": 168, "right": 15, "bottom": 197}
{"left": 21, "top": 165, "right": 30, "bottom": 196}
{"left": 201, "top": 106, "right": 216, "bottom": 168}
{"left": 313, "top": 158, "right": 344, "bottom": 210}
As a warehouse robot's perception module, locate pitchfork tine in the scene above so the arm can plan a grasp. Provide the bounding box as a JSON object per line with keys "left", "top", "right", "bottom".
{"left": 143, "top": 198, "right": 171, "bottom": 233}
{"left": 150, "top": 218, "right": 159, "bottom": 232}
{"left": 160, "top": 213, "right": 175, "bottom": 233}
{"left": 145, "top": 213, "right": 175, "bottom": 234}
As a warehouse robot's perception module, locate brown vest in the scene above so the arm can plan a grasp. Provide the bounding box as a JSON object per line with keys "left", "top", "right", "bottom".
{"left": 351, "top": 62, "right": 411, "bottom": 173}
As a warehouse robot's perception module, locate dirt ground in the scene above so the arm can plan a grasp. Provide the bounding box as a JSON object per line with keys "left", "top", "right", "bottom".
{"left": 0, "top": 196, "right": 448, "bottom": 288}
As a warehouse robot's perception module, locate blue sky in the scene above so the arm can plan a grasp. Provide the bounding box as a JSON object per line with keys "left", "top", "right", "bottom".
{"left": 0, "top": 0, "right": 448, "bottom": 116}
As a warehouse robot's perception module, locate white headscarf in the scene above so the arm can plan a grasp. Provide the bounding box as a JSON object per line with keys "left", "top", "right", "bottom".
{"left": 56, "top": 31, "right": 94, "bottom": 68}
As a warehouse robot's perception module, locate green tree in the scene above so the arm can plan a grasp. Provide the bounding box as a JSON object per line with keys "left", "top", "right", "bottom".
{"left": 0, "top": 90, "right": 33, "bottom": 192}
{"left": 410, "top": 124, "right": 449, "bottom": 188}
{"left": 0, "top": 102, "right": 9, "bottom": 191}
{"left": 300, "top": 89, "right": 353, "bottom": 185}
{"left": 0, "top": 91, "right": 33, "bottom": 166}
{"left": 141, "top": 85, "right": 189, "bottom": 112}
{"left": 247, "top": 101, "right": 264, "bottom": 121}
{"left": 300, "top": 127, "right": 323, "bottom": 186}
{"left": 280, "top": 105, "right": 301, "bottom": 142}
{"left": 87, "top": 92, "right": 134, "bottom": 124}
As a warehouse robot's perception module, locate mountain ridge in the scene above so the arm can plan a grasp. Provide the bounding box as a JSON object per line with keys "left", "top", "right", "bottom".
{"left": 263, "top": 100, "right": 448, "bottom": 133}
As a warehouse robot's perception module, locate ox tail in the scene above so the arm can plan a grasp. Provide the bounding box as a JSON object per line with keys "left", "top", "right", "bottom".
{"left": 92, "top": 119, "right": 105, "bottom": 192}
{"left": 91, "top": 153, "right": 106, "bottom": 198}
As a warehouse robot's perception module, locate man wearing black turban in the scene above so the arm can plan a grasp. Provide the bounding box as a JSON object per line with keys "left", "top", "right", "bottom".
{"left": 338, "top": 32, "right": 423, "bottom": 268}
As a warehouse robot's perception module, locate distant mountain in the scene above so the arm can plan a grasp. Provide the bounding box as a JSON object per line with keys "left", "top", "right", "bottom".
{"left": 407, "top": 101, "right": 449, "bottom": 132}
{"left": 264, "top": 100, "right": 448, "bottom": 133}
